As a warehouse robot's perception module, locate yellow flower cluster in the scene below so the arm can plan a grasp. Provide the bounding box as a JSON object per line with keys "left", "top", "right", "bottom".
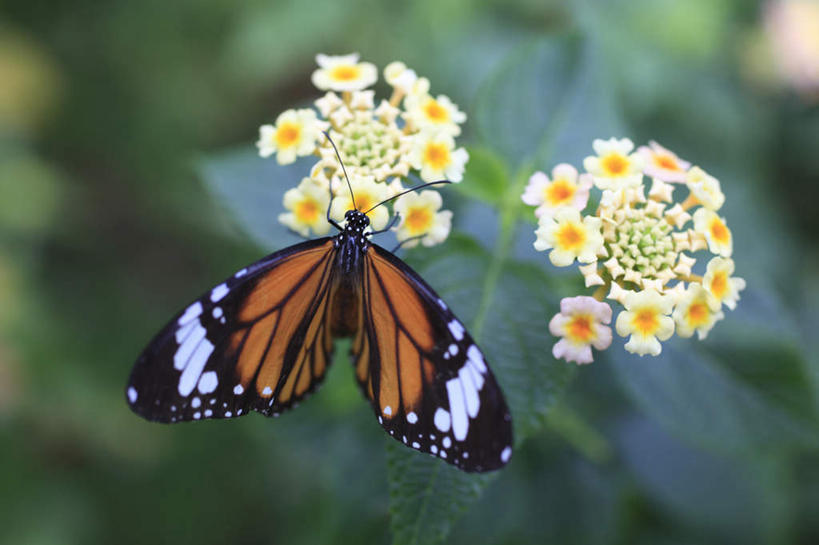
{"left": 525, "top": 138, "right": 745, "bottom": 362}
{"left": 256, "top": 54, "right": 466, "bottom": 247}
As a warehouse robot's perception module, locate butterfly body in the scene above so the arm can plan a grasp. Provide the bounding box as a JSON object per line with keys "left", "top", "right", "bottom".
{"left": 127, "top": 208, "right": 513, "bottom": 472}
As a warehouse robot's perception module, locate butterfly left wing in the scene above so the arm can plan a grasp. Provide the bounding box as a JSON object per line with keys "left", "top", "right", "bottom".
{"left": 352, "top": 243, "right": 513, "bottom": 472}
{"left": 127, "top": 238, "right": 339, "bottom": 422}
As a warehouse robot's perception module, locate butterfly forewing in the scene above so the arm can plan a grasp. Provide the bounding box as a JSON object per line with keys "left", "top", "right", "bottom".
{"left": 126, "top": 238, "right": 337, "bottom": 422}
{"left": 352, "top": 244, "right": 513, "bottom": 472}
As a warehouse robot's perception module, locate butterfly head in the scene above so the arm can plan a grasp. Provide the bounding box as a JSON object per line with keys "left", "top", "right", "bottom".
{"left": 344, "top": 209, "right": 370, "bottom": 234}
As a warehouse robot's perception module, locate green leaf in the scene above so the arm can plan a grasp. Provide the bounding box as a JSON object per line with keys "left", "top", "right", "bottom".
{"left": 609, "top": 336, "right": 818, "bottom": 457}
{"left": 456, "top": 147, "right": 509, "bottom": 205}
{"left": 197, "top": 147, "right": 310, "bottom": 251}
{"left": 474, "top": 34, "right": 622, "bottom": 172}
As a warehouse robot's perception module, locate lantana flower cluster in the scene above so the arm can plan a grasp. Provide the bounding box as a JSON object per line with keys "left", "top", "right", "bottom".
{"left": 256, "top": 53, "right": 468, "bottom": 247}
{"left": 524, "top": 138, "right": 746, "bottom": 363}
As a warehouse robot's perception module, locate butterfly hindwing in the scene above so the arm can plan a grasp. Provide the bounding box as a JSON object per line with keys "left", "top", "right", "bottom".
{"left": 126, "top": 238, "right": 338, "bottom": 422}
{"left": 352, "top": 244, "right": 513, "bottom": 472}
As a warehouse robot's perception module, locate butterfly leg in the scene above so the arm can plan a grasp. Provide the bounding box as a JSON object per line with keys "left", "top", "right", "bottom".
{"left": 390, "top": 234, "right": 425, "bottom": 252}
{"left": 367, "top": 213, "right": 401, "bottom": 236}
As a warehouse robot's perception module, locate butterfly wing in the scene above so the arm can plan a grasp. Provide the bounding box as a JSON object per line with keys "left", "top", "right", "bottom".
{"left": 127, "top": 238, "right": 339, "bottom": 422}
{"left": 352, "top": 243, "right": 513, "bottom": 472}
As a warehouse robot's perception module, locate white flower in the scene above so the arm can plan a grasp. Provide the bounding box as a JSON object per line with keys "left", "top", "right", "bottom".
{"left": 257, "top": 109, "right": 323, "bottom": 164}
{"left": 409, "top": 131, "right": 469, "bottom": 182}
{"left": 404, "top": 93, "right": 466, "bottom": 136}
{"left": 673, "top": 283, "right": 724, "bottom": 340}
{"left": 279, "top": 177, "right": 332, "bottom": 237}
{"left": 615, "top": 290, "right": 675, "bottom": 356}
{"left": 702, "top": 257, "right": 746, "bottom": 310}
{"left": 393, "top": 190, "right": 452, "bottom": 248}
{"left": 534, "top": 208, "right": 604, "bottom": 267}
{"left": 583, "top": 137, "right": 644, "bottom": 190}
{"left": 521, "top": 164, "right": 593, "bottom": 218}
{"left": 637, "top": 141, "right": 690, "bottom": 183}
{"left": 693, "top": 208, "right": 733, "bottom": 257}
{"left": 549, "top": 296, "right": 613, "bottom": 364}
{"left": 329, "top": 175, "right": 391, "bottom": 231}
{"left": 311, "top": 53, "right": 377, "bottom": 92}
{"left": 384, "top": 61, "right": 418, "bottom": 94}
{"left": 686, "top": 166, "right": 725, "bottom": 211}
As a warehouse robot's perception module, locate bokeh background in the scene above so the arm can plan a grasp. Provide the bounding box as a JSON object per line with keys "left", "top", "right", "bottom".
{"left": 2, "top": 0, "right": 819, "bottom": 544}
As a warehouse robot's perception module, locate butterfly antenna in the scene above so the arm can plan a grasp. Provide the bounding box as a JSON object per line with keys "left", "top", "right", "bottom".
{"left": 362, "top": 180, "right": 452, "bottom": 215}
{"left": 323, "top": 131, "right": 357, "bottom": 211}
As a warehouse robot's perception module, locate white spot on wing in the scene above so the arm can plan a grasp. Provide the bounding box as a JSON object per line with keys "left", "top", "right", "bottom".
{"left": 446, "top": 378, "right": 469, "bottom": 441}
{"left": 466, "top": 362, "right": 485, "bottom": 390}
{"left": 459, "top": 367, "right": 480, "bottom": 418}
{"left": 383, "top": 405, "right": 392, "bottom": 416}
{"left": 197, "top": 370, "right": 218, "bottom": 394}
{"left": 412, "top": 441, "right": 420, "bottom": 449}
{"left": 212, "top": 307, "right": 223, "bottom": 319}
{"left": 430, "top": 445, "right": 438, "bottom": 454}
{"left": 204, "top": 409, "right": 213, "bottom": 417}
{"left": 225, "top": 411, "right": 232, "bottom": 417}
{"left": 174, "top": 320, "right": 196, "bottom": 343}
{"left": 443, "top": 436, "right": 452, "bottom": 449}
{"left": 448, "top": 344, "right": 458, "bottom": 356}
{"left": 193, "top": 411, "right": 201, "bottom": 420}
{"left": 437, "top": 298, "right": 447, "bottom": 310}
{"left": 191, "top": 397, "right": 201, "bottom": 409}
{"left": 501, "top": 446, "right": 512, "bottom": 463}
{"left": 467, "top": 345, "right": 487, "bottom": 373}
{"left": 261, "top": 386, "right": 273, "bottom": 396}
{"left": 448, "top": 320, "right": 465, "bottom": 340}
{"left": 406, "top": 411, "right": 418, "bottom": 424}
{"left": 235, "top": 268, "right": 248, "bottom": 278}
{"left": 434, "top": 408, "right": 451, "bottom": 433}
{"left": 178, "top": 339, "right": 213, "bottom": 396}
{"left": 174, "top": 324, "right": 206, "bottom": 370}
{"left": 210, "top": 283, "right": 229, "bottom": 302}
{"left": 233, "top": 384, "right": 244, "bottom": 395}
{"left": 127, "top": 387, "right": 137, "bottom": 403}
{"left": 178, "top": 302, "right": 202, "bottom": 326}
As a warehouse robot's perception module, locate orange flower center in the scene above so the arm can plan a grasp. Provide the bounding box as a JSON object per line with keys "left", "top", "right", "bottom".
{"left": 711, "top": 271, "right": 727, "bottom": 299}
{"left": 601, "top": 153, "right": 629, "bottom": 176}
{"left": 567, "top": 314, "right": 595, "bottom": 343}
{"left": 710, "top": 218, "right": 730, "bottom": 244}
{"left": 632, "top": 308, "right": 659, "bottom": 335}
{"left": 275, "top": 123, "right": 301, "bottom": 148}
{"left": 556, "top": 223, "right": 586, "bottom": 251}
{"left": 655, "top": 154, "right": 680, "bottom": 171}
{"left": 295, "top": 199, "right": 319, "bottom": 223}
{"left": 330, "top": 65, "right": 360, "bottom": 81}
{"left": 405, "top": 206, "right": 433, "bottom": 234}
{"left": 423, "top": 100, "right": 449, "bottom": 122}
{"left": 545, "top": 179, "right": 576, "bottom": 206}
{"left": 423, "top": 143, "right": 450, "bottom": 169}
{"left": 687, "top": 301, "right": 709, "bottom": 326}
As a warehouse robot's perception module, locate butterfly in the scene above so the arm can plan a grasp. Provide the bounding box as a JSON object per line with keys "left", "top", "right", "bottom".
{"left": 126, "top": 138, "right": 513, "bottom": 472}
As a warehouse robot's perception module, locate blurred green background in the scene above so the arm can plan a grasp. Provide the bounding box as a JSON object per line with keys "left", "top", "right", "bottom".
{"left": 2, "top": 0, "right": 819, "bottom": 544}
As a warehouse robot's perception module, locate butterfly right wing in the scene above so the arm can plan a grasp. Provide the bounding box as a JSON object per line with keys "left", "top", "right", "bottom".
{"left": 126, "top": 237, "right": 339, "bottom": 422}
{"left": 351, "top": 244, "right": 513, "bottom": 472}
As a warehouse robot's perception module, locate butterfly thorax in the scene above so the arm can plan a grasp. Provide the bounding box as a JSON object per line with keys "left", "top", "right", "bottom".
{"left": 334, "top": 209, "right": 370, "bottom": 274}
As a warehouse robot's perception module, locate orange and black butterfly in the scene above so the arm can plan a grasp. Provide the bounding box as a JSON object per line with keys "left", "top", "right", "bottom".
{"left": 126, "top": 140, "right": 513, "bottom": 472}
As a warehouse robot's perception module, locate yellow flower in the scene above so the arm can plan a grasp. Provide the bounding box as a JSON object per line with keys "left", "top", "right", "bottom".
{"left": 311, "top": 53, "right": 377, "bottom": 92}
{"left": 686, "top": 166, "right": 725, "bottom": 210}
{"left": 637, "top": 141, "right": 690, "bottom": 183}
{"left": 583, "top": 137, "right": 644, "bottom": 190}
{"left": 409, "top": 131, "right": 469, "bottom": 183}
{"left": 404, "top": 93, "right": 466, "bottom": 136}
{"left": 534, "top": 208, "right": 604, "bottom": 267}
{"left": 673, "top": 283, "right": 724, "bottom": 339}
{"left": 329, "top": 175, "right": 391, "bottom": 231}
{"left": 615, "top": 290, "right": 675, "bottom": 356}
{"left": 702, "top": 257, "right": 746, "bottom": 310}
{"left": 522, "top": 164, "right": 593, "bottom": 218}
{"left": 549, "top": 296, "right": 613, "bottom": 364}
{"left": 393, "top": 190, "right": 452, "bottom": 248}
{"left": 693, "top": 208, "right": 733, "bottom": 256}
{"left": 257, "top": 109, "right": 324, "bottom": 164}
{"left": 279, "top": 177, "right": 332, "bottom": 237}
